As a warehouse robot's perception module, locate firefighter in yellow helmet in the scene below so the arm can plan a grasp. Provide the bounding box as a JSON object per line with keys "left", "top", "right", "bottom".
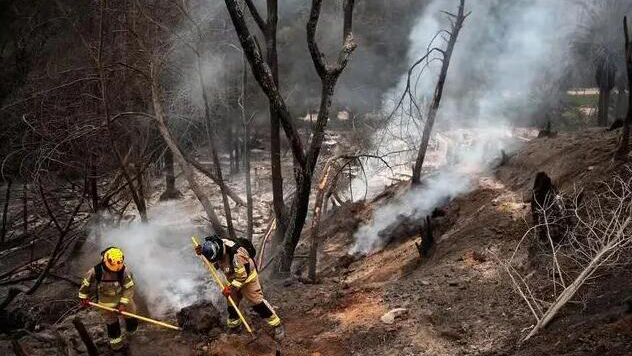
{"left": 196, "top": 234, "right": 285, "bottom": 341}
{"left": 78, "top": 247, "right": 137, "bottom": 351}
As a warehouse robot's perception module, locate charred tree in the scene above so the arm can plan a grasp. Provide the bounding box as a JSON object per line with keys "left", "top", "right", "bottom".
{"left": 415, "top": 216, "right": 434, "bottom": 258}
{"left": 240, "top": 55, "right": 255, "bottom": 241}
{"left": 1, "top": 179, "right": 12, "bottom": 247}
{"left": 531, "top": 172, "right": 563, "bottom": 244}
{"left": 597, "top": 60, "right": 616, "bottom": 126}
{"left": 615, "top": 17, "right": 632, "bottom": 160}
{"left": 223, "top": 0, "right": 357, "bottom": 274}
{"left": 160, "top": 148, "right": 182, "bottom": 201}
{"left": 308, "top": 159, "right": 334, "bottom": 283}
{"left": 411, "top": 0, "right": 469, "bottom": 184}
{"left": 243, "top": 0, "right": 287, "bottom": 240}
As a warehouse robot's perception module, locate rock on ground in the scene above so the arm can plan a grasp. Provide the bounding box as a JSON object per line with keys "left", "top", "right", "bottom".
{"left": 380, "top": 308, "right": 408, "bottom": 324}
{"left": 176, "top": 302, "right": 222, "bottom": 334}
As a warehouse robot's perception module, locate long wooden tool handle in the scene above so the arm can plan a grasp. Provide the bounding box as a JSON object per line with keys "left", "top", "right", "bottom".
{"left": 192, "top": 236, "right": 253, "bottom": 334}
{"left": 88, "top": 302, "right": 182, "bottom": 331}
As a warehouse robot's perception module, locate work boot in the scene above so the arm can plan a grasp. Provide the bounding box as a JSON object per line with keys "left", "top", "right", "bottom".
{"left": 226, "top": 317, "right": 243, "bottom": 334}
{"left": 227, "top": 325, "right": 243, "bottom": 335}
{"left": 273, "top": 324, "right": 285, "bottom": 341}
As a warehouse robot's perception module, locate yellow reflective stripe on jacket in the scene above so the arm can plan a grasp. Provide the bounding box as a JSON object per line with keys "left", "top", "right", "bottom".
{"left": 82, "top": 279, "right": 90, "bottom": 287}
{"left": 78, "top": 292, "right": 89, "bottom": 299}
{"left": 109, "top": 336, "right": 123, "bottom": 344}
{"left": 245, "top": 270, "right": 258, "bottom": 284}
{"left": 100, "top": 301, "right": 119, "bottom": 308}
{"left": 230, "top": 280, "right": 243, "bottom": 289}
{"left": 119, "top": 297, "right": 130, "bottom": 305}
{"left": 230, "top": 270, "right": 257, "bottom": 289}
{"left": 123, "top": 280, "right": 134, "bottom": 289}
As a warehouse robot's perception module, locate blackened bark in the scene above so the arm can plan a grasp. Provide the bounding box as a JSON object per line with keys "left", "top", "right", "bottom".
{"left": 615, "top": 17, "right": 632, "bottom": 161}
{"left": 415, "top": 216, "right": 434, "bottom": 258}
{"left": 531, "top": 172, "right": 562, "bottom": 243}
{"left": 276, "top": 0, "right": 357, "bottom": 274}
{"left": 223, "top": 0, "right": 356, "bottom": 275}
{"left": 242, "top": 55, "right": 254, "bottom": 241}
{"left": 22, "top": 184, "right": 27, "bottom": 242}
{"left": 160, "top": 148, "right": 182, "bottom": 201}
{"left": 1, "top": 179, "right": 12, "bottom": 246}
{"left": 89, "top": 157, "right": 98, "bottom": 213}
{"left": 308, "top": 160, "right": 333, "bottom": 282}
{"left": 72, "top": 317, "right": 98, "bottom": 356}
{"left": 411, "top": 0, "right": 468, "bottom": 184}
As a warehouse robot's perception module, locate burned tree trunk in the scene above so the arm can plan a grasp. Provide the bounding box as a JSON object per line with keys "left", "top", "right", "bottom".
{"left": 72, "top": 317, "right": 98, "bottom": 356}
{"left": 308, "top": 160, "right": 334, "bottom": 282}
{"left": 89, "top": 157, "right": 98, "bottom": 213}
{"left": 150, "top": 70, "right": 227, "bottom": 238}
{"left": 160, "top": 148, "right": 182, "bottom": 201}
{"left": 415, "top": 216, "right": 434, "bottom": 258}
{"left": 244, "top": 0, "right": 287, "bottom": 239}
{"left": 241, "top": 55, "right": 254, "bottom": 241}
{"left": 411, "top": 0, "right": 469, "bottom": 184}
{"left": 531, "top": 172, "right": 562, "bottom": 243}
{"left": 615, "top": 17, "right": 632, "bottom": 161}
{"left": 224, "top": 0, "right": 357, "bottom": 275}
{"left": 1, "top": 179, "right": 12, "bottom": 247}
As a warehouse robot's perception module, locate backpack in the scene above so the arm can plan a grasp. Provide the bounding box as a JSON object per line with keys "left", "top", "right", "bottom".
{"left": 226, "top": 238, "right": 258, "bottom": 273}
{"left": 231, "top": 238, "right": 257, "bottom": 259}
{"left": 94, "top": 263, "right": 125, "bottom": 286}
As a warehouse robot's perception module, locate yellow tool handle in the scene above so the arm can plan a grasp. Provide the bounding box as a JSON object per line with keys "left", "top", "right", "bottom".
{"left": 88, "top": 301, "right": 182, "bottom": 331}
{"left": 192, "top": 236, "right": 253, "bottom": 334}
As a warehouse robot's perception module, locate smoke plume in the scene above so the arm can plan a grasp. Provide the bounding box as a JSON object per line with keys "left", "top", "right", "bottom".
{"left": 351, "top": 0, "right": 582, "bottom": 254}
{"left": 91, "top": 201, "right": 221, "bottom": 317}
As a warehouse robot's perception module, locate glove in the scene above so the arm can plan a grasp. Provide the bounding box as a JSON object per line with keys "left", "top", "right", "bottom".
{"left": 222, "top": 285, "right": 232, "bottom": 297}
{"left": 117, "top": 304, "right": 125, "bottom": 313}
{"left": 80, "top": 298, "right": 90, "bottom": 308}
{"left": 195, "top": 245, "right": 203, "bottom": 256}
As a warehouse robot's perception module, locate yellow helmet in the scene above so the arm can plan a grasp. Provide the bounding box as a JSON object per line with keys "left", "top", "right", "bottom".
{"left": 103, "top": 247, "right": 124, "bottom": 272}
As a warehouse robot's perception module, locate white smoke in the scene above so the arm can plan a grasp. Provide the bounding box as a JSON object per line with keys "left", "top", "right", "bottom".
{"left": 350, "top": 127, "right": 516, "bottom": 255}
{"left": 350, "top": 0, "right": 580, "bottom": 254}
{"left": 90, "top": 201, "right": 221, "bottom": 317}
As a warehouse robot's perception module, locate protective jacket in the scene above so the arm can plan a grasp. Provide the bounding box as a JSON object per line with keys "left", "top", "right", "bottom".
{"left": 78, "top": 263, "right": 135, "bottom": 308}
{"left": 216, "top": 239, "right": 258, "bottom": 290}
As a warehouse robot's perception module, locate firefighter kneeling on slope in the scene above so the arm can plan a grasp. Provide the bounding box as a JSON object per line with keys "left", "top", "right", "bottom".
{"left": 78, "top": 247, "right": 137, "bottom": 351}
{"left": 196, "top": 234, "right": 285, "bottom": 341}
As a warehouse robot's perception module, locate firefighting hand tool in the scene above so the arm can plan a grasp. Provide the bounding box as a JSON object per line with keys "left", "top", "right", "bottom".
{"left": 87, "top": 301, "right": 182, "bottom": 331}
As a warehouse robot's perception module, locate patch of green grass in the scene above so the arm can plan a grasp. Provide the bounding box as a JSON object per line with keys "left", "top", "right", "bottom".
{"left": 567, "top": 94, "right": 598, "bottom": 107}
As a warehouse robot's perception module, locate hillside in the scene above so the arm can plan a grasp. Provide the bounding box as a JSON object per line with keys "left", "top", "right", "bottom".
{"left": 2, "top": 129, "right": 631, "bottom": 356}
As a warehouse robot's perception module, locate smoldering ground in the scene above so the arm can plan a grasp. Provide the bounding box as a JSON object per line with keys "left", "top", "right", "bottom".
{"left": 88, "top": 201, "right": 223, "bottom": 317}
{"left": 351, "top": 0, "right": 585, "bottom": 254}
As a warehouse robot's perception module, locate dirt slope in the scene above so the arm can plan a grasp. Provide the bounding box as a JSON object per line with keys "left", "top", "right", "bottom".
{"left": 3, "top": 129, "right": 631, "bottom": 356}
{"left": 203, "top": 129, "right": 632, "bottom": 356}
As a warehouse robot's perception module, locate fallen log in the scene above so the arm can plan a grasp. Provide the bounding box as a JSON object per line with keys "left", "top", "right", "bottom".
{"left": 72, "top": 317, "right": 98, "bottom": 356}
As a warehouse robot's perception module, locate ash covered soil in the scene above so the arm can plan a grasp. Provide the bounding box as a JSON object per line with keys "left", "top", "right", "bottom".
{"left": 3, "top": 129, "right": 632, "bottom": 356}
